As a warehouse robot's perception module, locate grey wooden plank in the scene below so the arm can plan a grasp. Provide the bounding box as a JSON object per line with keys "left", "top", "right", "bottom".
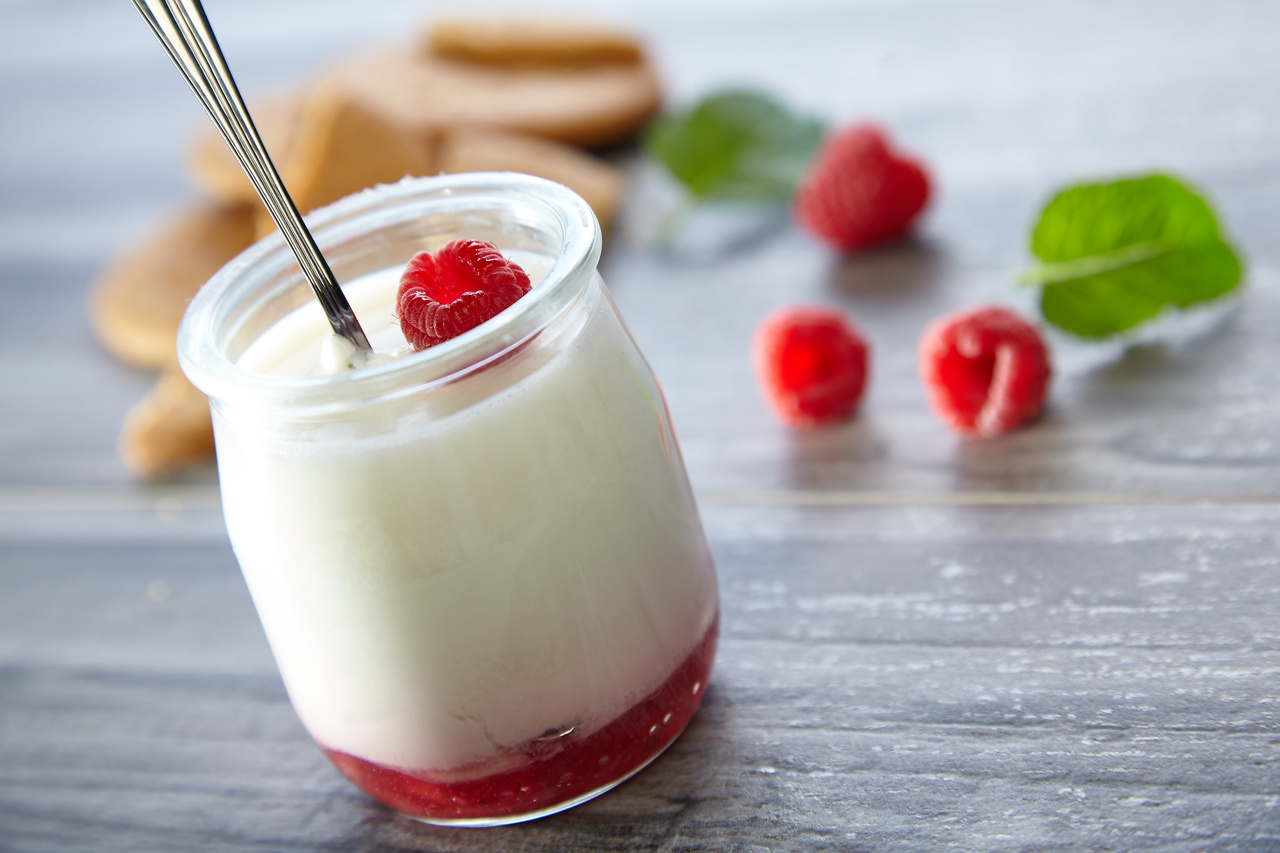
{"left": 6, "top": 659, "right": 1276, "bottom": 853}
{"left": 1, "top": 504, "right": 1276, "bottom": 851}
{"left": 0, "top": 261, "right": 167, "bottom": 486}
{"left": 5, "top": 501, "right": 1277, "bottom": 667}
{"left": 608, "top": 232, "right": 1280, "bottom": 497}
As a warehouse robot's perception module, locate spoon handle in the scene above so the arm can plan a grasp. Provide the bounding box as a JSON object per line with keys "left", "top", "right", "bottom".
{"left": 132, "top": 0, "right": 372, "bottom": 353}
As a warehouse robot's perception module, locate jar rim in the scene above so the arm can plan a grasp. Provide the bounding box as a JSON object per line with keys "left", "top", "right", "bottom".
{"left": 177, "top": 172, "right": 601, "bottom": 416}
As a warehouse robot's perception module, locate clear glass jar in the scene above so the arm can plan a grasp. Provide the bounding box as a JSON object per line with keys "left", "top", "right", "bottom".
{"left": 178, "top": 173, "right": 719, "bottom": 826}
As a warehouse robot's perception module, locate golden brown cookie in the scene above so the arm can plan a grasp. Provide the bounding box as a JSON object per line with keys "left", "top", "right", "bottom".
{"left": 322, "top": 45, "right": 661, "bottom": 150}
{"left": 89, "top": 204, "right": 256, "bottom": 370}
{"left": 187, "top": 88, "right": 437, "bottom": 236}
{"left": 187, "top": 92, "right": 305, "bottom": 207}
{"left": 118, "top": 358, "right": 215, "bottom": 478}
{"left": 249, "top": 87, "right": 437, "bottom": 237}
{"left": 437, "top": 128, "right": 625, "bottom": 234}
{"left": 426, "top": 18, "right": 645, "bottom": 68}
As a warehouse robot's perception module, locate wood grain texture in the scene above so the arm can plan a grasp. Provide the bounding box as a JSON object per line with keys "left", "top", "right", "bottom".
{"left": 2, "top": 505, "right": 1277, "bottom": 851}
{"left": 1, "top": 0, "right": 1278, "bottom": 849}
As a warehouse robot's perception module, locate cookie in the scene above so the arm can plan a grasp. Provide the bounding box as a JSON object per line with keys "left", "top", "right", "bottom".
{"left": 187, "top": 92, "right": 305, "bottom": 207}
{"left": 437, "top": 127, "right": 625, "bottom": 233}
{"left": 426, "top": 18, "right": 645, "bottom": 68}
{"left": 118, "top": 358, "right": 215, "bottom": 478}
{"left": 188, "top": 88, "right": 436, "bottom": 235}
{"left": 322, "top": 45, "right": 661, "bottom": 150}
{"left": 89, "top": 203, "right": 256, "bottom": 369}
{"left": 252, "top": 87, "right": 436, "bottom": 236}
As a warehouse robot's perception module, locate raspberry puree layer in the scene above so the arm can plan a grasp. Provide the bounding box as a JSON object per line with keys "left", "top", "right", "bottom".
{"left": 323, "top": 614, "right": 718, "bottom": 822}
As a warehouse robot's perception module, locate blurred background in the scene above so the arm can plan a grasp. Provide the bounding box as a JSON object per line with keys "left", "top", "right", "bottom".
{"left": 2, "top": 0, "right": 1277, "bottom": 491}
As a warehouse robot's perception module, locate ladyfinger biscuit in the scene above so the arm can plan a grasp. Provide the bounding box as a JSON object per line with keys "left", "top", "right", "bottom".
{"left": 426, "top": 18, "right": 645, "bottom": 68}
{"left": 89, "top": 203, "right": 256, "bottom": 369}
{"left": 436, "top": 128, "right": 625, "bottom": 233}
{"left": 118, "top": 357, "right": 215, "bottom": 478}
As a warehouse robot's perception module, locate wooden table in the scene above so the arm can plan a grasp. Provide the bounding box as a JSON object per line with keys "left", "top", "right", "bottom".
{"left": 3, "top": 0, "right": 1278, "bottom": 849}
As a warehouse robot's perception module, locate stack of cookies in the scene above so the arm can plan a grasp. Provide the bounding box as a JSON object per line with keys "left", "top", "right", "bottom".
{"left": 91, "top": 17, "right": 662, "bottom": 478}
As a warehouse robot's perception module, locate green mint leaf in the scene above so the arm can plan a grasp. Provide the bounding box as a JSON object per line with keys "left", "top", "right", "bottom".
{"left": 643, "top": 89, "right": 826, "bottom": 203}
{"left": 1021, "top": 174, "right": 1243, "bottom": 339}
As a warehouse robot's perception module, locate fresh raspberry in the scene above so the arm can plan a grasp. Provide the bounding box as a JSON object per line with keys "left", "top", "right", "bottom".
{"left": 919, "top": 305, "right": 1052, "bottom": 437}
{"left": 794, "top": 123, "right": 930, "bottom": 252}
{"left": 396, "top": 239, "right": 532, "bottom": 350}
{"left": 753, "top": 306, "right": 870, "bottom": 428}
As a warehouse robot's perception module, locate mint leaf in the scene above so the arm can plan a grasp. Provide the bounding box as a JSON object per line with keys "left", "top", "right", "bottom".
{"left": 1021, "top": 174, "right": 1243, "bottom": 339}
{"left": 644, "top": 89, "right": 826, "bottom": 203}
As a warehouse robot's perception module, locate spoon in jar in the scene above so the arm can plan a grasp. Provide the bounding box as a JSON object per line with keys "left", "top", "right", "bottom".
{"left": 132, "top": 0, "right": 373, "bottom": 358}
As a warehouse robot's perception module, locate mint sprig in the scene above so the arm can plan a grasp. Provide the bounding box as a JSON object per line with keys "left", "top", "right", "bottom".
{"left": 643, "top": 89, "right": 826, "bottom": 203}
{"left": 1021, "top": 174, "right": 1244, "bottom": 339}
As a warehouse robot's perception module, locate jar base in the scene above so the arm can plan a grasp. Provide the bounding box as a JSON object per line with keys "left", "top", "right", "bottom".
{"left": 322, "top": 615, "right": 718, "bottom": 825}
{"left": 405, "top": 744, "right": 671, "bottom": 827}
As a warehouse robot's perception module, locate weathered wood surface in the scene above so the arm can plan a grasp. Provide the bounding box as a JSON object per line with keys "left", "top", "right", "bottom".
{"left": 2, "top": 0, "right": 1279, "bottom": 850}
{"left": 3, "top": 505, "right": 1278, "bottom": 851}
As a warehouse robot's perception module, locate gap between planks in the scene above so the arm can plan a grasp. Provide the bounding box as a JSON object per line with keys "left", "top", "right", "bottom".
{"left": 697, "top": 491, "right": 1280, "bottom": 507}
{"left": 0, "top": 486, "right": 1278, "bottom": 513}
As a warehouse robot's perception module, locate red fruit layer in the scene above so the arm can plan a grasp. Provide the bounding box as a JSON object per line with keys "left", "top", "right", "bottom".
{"left": 919, "top": 305, "right": 1052, "bottom": 437}
{"left": 753, "top": 306, "right": 870, "bottom": 428}
{"left": 397, "top": 239, "right": 532, "bottom": 351}
{"left": 322, "top": 614, "right": 718, "bottom": 822}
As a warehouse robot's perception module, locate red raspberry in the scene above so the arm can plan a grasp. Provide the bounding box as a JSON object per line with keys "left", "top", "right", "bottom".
{"left": 919, "top": 306, "right": 1052, "bottom": 437}
{"left": 794, "top": 123, "right": 930, "bottom": 252}
{"left": 396, "top": 239, "right": 532, "bottom": 351}
{"left": 753, "top": 306, "right": 870, "bottom": 428}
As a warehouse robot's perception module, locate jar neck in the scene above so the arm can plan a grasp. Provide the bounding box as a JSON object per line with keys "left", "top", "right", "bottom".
{"left": 178, "top": 173, "right": 602, "bottom": 417}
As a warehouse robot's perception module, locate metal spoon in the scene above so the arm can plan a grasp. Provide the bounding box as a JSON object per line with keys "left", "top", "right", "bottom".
{"left": 132, "top": 0, "right": 373, "bottom": 355}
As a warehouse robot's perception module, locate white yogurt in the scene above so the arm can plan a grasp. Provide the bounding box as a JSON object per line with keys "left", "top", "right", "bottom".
{"left": 214, "top": 257, "right": 718, "bottom": 776}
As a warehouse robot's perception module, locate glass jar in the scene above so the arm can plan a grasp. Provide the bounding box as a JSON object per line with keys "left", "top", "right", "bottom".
{"left": 178, "top": 173, "right": 719, "bottom": 826}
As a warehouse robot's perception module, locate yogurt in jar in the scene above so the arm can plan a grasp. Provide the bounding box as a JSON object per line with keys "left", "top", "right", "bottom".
{"left": 210, "top": 247, "right": 719, "bottom": 822}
